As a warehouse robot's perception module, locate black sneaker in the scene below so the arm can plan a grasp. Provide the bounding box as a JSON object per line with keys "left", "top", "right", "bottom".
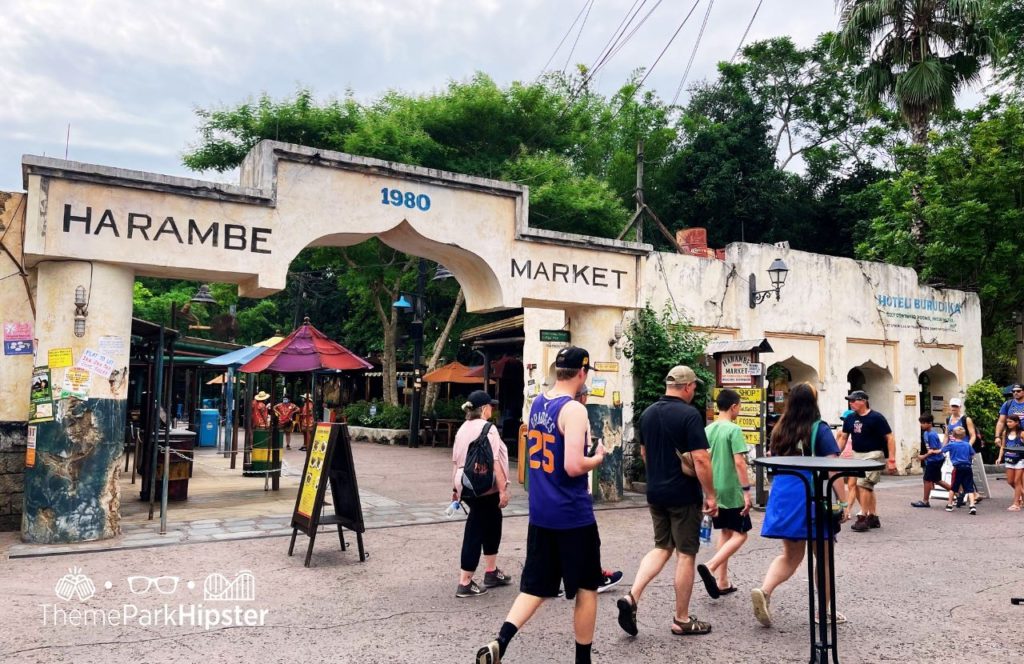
{"left": 484, "top": 569, "right": 513, "bottom": 588}
{"left": 867, "top": 515, "right": 881, "bottom": 529}
{"left": 597, "top": 569, "right": 623, "bottom": 593}
{"left": 945, "top": 504, "right": 955, "bottom": 512}
{"left": 456, "top": 580, "right": 487, "bottom": 598}
{"left": 969, "top": 506, "right": 977, "bottom": 515}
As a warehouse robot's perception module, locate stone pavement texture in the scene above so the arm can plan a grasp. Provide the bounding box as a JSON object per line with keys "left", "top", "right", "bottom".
{"left": 1, "top": 464, "right": 1023, "bottom": 662}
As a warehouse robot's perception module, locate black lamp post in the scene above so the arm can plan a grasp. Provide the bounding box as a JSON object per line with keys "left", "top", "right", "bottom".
{"left": 393, "top": 260, "right": 427, "bottom": 448}
{"left": 749, "top": 259, "right": 790, "bottom": 308}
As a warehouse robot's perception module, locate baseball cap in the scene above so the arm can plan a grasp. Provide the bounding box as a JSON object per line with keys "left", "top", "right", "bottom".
{"left": 555, "top": 346, "right": 592, "bottom": 370}
{"left": 466, "top": 390, "right": 499, "bottom": 409}
{"left": 949, "top": 397, "right": 963, "bottom": 407}
{"left": 1013, "top": 384, "right": 1024, "bottom": 392}
{"left": 845, "top": 390, "right": 869, "bottom": 401}
{"left": 665, "top": 365, "right": 703, "bottom": 385}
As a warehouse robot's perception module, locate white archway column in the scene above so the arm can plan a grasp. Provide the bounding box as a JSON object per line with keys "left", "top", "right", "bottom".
{"left": 22, "top": 261, "right": 134, "bottom": 543}
{"left": 566, "top": 306, "right": 629, "bottom": 502}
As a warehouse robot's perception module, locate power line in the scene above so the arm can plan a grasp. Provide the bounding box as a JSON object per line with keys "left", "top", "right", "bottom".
{"left": 563, "top": 0, "right": 595, "bottom": 74}
{"left": 587, "top": 0, "right": 645, "bottom": 74}
{"left": 637, "top": 0, "right": 702, "bottom": 90}
{"left": 594, "top": 0, "right": 665, "bottom": 78}
{"left": 671, "top": 0, "right": 715, "bottom": 106}
{"left": 539, "top": 0, "right": 592, "bottom": 76}
{"left": 731, "top": 0, "right": 765, "bottom": 63}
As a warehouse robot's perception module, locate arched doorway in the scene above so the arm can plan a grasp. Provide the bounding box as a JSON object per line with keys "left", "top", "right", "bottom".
{"left": 847, "top": 362, "right": 894, "bottom": 415}
{"left": 766, "top": 356, "right": 820, "bottom": 419}
{"left": 919, "top": 364, "right": 960, "bottom": 427}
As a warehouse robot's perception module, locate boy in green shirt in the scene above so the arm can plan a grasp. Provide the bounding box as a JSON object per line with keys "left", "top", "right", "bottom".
{"left": 696, "top": 389, "right": 752, "bottom": 598}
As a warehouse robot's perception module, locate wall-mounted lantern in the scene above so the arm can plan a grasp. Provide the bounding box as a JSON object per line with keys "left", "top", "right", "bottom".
{"left": 73, "top": 285, "right": 88, "bottom": 337}
{"left": 749, "top": 258, "right": 790, "bottom": 309}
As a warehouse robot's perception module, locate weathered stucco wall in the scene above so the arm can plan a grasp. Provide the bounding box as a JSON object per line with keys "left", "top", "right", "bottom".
{"left": 0, "top": 192, "right": 32, "bottom": 530}
{"left": 641, "top": 243, "right": 983, "bottom": 471}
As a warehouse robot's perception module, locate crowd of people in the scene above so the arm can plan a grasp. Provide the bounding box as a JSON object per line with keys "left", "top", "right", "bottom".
{"left": 444, "top": 345, "right": 1019, "bottom": 663}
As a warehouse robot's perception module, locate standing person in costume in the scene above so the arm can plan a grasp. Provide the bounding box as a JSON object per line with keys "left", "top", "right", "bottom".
{"left": 251, "top": 391, "right": 271, "bottom": 429}
{"left": 298, "top": 392, "right": 315, "bottom": 452}
{"left": 273, "top": 396, "right": 300, "bottom": 449}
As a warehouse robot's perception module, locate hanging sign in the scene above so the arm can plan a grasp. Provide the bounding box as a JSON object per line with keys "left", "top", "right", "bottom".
{"left": 737, "top": 415, "right": 761, "bottom": 430}
{"left": 714, "top": 387, "right": 763, "bottom": 401}
{"left": 747, "top": 362, "right": 763, "bottom": 376}
{"left": 539, "top": 329, "right": 571, "bottom": 343}
{"left": 3, "top": 321, "right": 33, "bottom": 355}
{"left": 48, "top": 348, "right": 73, "bottom": 368}
{"left": 29, "top": 366, "right": 54, "bottom": 423}
{"left": 593, "top": 362, "right": 619, "bottom": 372}
{"left": 720, "top": 352, "right": 754, "bottom": 385}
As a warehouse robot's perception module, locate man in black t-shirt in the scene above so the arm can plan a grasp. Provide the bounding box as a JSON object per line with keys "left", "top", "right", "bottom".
{"left": 837, "top": 390, "right": 896, "bottom": 532}
{"left": 616, "top": 365, "right": 718, "bottom": 638}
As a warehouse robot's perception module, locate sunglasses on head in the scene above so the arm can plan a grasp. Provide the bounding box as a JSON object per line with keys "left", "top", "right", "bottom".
{"left": 1015, "top": 389, "right": 1023, "bottom": 393}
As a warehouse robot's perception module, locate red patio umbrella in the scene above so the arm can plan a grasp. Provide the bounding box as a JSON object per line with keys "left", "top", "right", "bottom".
{"left": 239, "top": 317, "right": 373, "bottom": 373}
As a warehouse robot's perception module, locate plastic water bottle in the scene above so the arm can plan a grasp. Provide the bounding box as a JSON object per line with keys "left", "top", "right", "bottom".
{"left": 445, "top": 500, "right": 462, "bottom": 518}
{"left": 699, "top": 514, "right": 713, "bottom": 544}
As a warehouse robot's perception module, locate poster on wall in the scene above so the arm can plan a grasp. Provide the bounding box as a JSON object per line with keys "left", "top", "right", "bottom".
{"left": 77, "top": 349, "right": 116, "bottom": 379}
{"left": 29, "top": 366, "right": 54, "bottom": 423}
{"left": 589, "top": 378, "right": 607, "bottom": 398}
{"left": 3, "top": 321, "right": 33, "bottom": 355}
{"left": 61, "top": 368, "right": 91, "bottom": 401}
{"left": 48, "top": 348, "right": 73, "bottom": 368}
{"left": 26, "top": 425, "right": 37, "bottom": 468}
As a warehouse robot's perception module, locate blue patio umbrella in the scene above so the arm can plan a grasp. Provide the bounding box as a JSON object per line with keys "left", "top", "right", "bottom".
{"left": 203, "top": 336, "right": 282, "bottom": 457}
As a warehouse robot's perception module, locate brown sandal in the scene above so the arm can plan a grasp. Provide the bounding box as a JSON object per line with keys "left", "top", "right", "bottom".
{"left": 671, "top": 615, "right": 712, "bottom": 635}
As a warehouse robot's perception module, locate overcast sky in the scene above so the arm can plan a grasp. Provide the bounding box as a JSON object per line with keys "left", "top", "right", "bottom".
{"left": 0, "top": 1, "right": 872, "bottom": 191}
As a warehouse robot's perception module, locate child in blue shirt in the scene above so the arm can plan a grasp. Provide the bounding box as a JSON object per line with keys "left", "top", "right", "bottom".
{"left": 912, "top": 414, "right": 951, "bottom": 507}
{"left": 942, "top": 426, "right": 977, "bottom": 514}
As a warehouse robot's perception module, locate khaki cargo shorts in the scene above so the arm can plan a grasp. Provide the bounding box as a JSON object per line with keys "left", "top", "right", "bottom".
{"left": 854, "top": 450, "right": 885, "bottom": 489}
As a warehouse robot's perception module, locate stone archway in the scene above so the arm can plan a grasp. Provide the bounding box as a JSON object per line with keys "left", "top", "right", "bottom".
{"left": 12, "top": 141, "right": 648, "bottom": 542}
{"left": 767, "top": 356, "right": 820, "bottom": 417}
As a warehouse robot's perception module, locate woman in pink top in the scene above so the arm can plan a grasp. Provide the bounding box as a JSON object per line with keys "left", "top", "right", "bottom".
{"left": 452, "top": 390, "right": 511, "bottom": 598}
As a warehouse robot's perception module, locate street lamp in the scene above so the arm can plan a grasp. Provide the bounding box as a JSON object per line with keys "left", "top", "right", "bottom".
{"left": 393, "top": 259, "right": 427, "bottom": 448}
{"left": 749, "top": 258, "right": 790, "bottom": 309}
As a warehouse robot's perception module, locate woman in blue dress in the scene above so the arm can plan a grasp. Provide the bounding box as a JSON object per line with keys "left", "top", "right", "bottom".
{"left": 751, "top": 382, "right": 850, "bottom": 627}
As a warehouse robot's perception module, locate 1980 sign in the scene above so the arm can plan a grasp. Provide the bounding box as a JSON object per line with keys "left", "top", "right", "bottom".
{"left": 380, "top": 187, "right": 431, "bottom": 211}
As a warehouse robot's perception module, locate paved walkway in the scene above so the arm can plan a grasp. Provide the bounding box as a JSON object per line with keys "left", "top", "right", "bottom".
{"left": 6, "top": 440, "right": 646, "bottom": 558}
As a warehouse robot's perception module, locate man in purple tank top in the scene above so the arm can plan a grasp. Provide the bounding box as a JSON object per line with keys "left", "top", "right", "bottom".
{"left": 476, "top": 346, "right": 606, "bottom": 664}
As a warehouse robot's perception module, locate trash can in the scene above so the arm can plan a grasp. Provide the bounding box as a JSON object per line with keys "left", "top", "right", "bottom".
{"left": 196, "top": 409, "right": 219, "bottom": 447}
{"left": 245, "top": 428, "right": 282, "bottom": 476}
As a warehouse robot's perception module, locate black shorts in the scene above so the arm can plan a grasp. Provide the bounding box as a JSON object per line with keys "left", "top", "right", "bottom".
{"left": 520, "top": 522, "right": 603, "bottom": 600}
{"left": 712, "top": 507, "right": 752, "bottom": 534}
{"left": 923, "top": 462, "right": 943, "bottom": 483}
{"left": 951, "top": 465, "right": 976, "bottom": 494}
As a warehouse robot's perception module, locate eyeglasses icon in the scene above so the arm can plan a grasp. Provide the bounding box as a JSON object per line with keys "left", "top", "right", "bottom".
{"left": 127, "top": 575, "right": 180, "bottom": 595}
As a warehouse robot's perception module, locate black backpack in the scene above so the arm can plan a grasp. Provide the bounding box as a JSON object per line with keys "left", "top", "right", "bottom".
{"left": 460, "top": 423, "right": 495, "bottom": 499}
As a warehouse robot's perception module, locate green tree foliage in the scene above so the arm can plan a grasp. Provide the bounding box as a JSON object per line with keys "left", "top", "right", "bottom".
{"left": 857, "top": 97, "right": 1024, "bottom": 379}
{"left": 836, "top": 0, "right": 999, "bottom": 146}
{"left": 966, "top": 377, "right": 1006, "bottom": 461}
{"left": 623, "top": 304, "right": 711, "bottom": 423}
{"left": 987, "top": 0, "right": 1023, "bottom": 88}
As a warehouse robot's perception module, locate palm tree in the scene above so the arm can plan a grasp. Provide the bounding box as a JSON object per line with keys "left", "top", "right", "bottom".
{"left": 836, "top": 1, "right": 997, "bottom": 144}
{"left": 835, "top": 0, "right": 999, "bottom": 241}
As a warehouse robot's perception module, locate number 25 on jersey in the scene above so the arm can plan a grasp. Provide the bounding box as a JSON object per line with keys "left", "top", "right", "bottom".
{"left": 527, "top": 430, "right": 555, "bottom": 473}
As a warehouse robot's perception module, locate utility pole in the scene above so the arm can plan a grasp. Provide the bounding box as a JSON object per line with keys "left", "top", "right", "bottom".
{"left": 617, "top": 139, "right": 685, "bottom": 253}
{"left": 635, "top": 140, "right": 644, "bottom": 244}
